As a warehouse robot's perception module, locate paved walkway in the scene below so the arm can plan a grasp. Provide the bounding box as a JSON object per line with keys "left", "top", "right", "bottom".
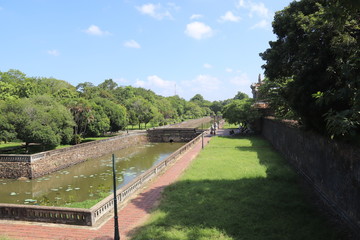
{"left": 0, "top": 132, "right": 220, "bottom": 240}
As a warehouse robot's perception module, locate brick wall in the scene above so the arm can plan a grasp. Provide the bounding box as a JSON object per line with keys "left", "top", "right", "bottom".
{"left": 262, "top": 117, "right": 360, "bottom": 234}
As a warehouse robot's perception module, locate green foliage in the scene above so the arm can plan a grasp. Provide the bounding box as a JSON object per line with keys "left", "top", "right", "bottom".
{"left": 0, "top": 113, "right": 17, "bottom": 143}
{"left": 258, "top": 78, "right": 297, "bottom": 119}
{"left": 127, "top": 97, "right": 157, "bottom": 129}
{"left": 98, "top": 78, "right": 118, "bottom": 91}
{"left": 222, "top": 98, "right": 261, "bottom": 128}
{"left": 233, "top": 91, "right": 248, "bottom": 100}
{"left": 85, "top": 101, "right": 110, "bottom": 137}
{"left": 93, "top": 97, "right": 127, "bottom": 132}
{"left": 0, "top": 96, "right": 75, "bottom": 147}
{"left": 260, "top": 0, "right": 360, "bottom": 139}
{"left": 0, "top": 69, "right": 227, "bottom": 144}
{"left": 184, "top": 102, "right": 205, "bottom": 119}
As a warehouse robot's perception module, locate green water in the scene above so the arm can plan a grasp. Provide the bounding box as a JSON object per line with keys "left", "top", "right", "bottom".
{"left": 0, "top": 142, "right": 184, "bottom": 207}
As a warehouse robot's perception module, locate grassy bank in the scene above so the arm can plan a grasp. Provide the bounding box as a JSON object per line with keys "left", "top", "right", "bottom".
{"left": 131, "top": 136, "right": 347, "bottom": 240}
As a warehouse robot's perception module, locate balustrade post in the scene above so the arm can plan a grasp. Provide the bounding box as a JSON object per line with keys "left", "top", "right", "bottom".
{"left": 112, "top": 154, "right": 120, "bottom": 240}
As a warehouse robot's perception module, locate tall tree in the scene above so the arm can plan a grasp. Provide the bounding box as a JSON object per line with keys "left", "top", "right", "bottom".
{"left": 260, "top": 0, "right": 360, "bottom": 139}
{"left": 93, "top": 98, "right": 127, "bottom": 132}
{"left": 222, "top": 99, "right": 260, "bottom": 129}
{"left": 0, "top": 96, "right": 75, "bottom": 147}
{"left": 98, "top": 79, "right": 118, "bottom": 91}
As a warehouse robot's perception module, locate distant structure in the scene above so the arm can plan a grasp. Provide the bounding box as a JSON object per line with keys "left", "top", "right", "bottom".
{"left": 250, "top": 74, "right": 270, "bottom": 112}
{"left": 250, "top": 74, "right": 263, "bottom": 100}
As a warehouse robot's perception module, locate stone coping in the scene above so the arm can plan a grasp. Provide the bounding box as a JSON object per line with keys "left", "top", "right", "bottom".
{"left": 0, "top": 131, "right": 146, "bottom": 163}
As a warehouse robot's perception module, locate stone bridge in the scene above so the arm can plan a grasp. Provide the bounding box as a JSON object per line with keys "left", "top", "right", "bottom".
{"left": 147, "top": 128, "right": 204, "bottom": 142}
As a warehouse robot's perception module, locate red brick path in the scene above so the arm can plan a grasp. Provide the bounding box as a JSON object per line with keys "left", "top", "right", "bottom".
{"left": 0, "top": 134, "right": 215, "bottom": 240}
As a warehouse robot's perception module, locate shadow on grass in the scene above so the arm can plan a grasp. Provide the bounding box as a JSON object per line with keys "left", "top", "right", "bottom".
{"left": 129, "top": 136, "right": 350, "bottom": 240}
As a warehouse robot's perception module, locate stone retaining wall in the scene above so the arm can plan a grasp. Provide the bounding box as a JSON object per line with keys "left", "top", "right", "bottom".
{"left": 262, "top": 117, "right": 360, "bottom": 234}
{"left": 0, "top": 162, "right": 32, "bottom": 179}
{"left": 147, "top": 128, "right": 203, "bottom": 142}
{"left": 0, "top": 133, "right": 148, "bottom": 179}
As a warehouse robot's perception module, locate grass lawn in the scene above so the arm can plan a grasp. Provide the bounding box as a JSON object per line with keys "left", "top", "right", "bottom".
{"left": 0, "top": 142, "right": 23, "bottom": 151}
{"left": 0, "top": 236, "right": 17, "bottom": 240}
{"left": 131, "top": 136, "right": 348, "bottom": 240}
{"left": 0, "top": 136, "right": 116, "bottom": 154}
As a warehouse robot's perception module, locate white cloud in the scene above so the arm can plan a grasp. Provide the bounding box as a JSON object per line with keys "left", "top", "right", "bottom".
{"left": 84, "top": 25, "right": 110, "bottom": 36}
{"left": 167, "top": 2, "right": 180, "bottom": 11}
{"left": 229, "top": 74, "right": 251, "bottom": 86}
{"left": 183, "top": 75, "right": 221, "bottom": 93}
{"left": 47, "top": 49, "right": 60, "bottom": 56}
{"left": 124, "top": 40, "right": 141, "bottom": 49}
{"left": 236, "top": 1, "right": 271, "bottom": 18}
{"left": 226, "top": 68, "right": 233, "bottom": 73}
{"left": 251, "top": 19, "right": 270, "bottom": 29}
{"left": 185, "top": 22, "right": 214, "bottom": 40}
{"left": 249, "top": 2, "right": 270, "bottom": 18}
{"left": 203, "top": 63, "right": 213, "bottom": 69}
{"left": 236, "top": 0, "right": 246, "bottom": 8}
{"left": 136, "top": 3, "right": 173, "bottom": 20}
{"left": 135, "top": 79, "right": 146, "bottom": 87}
{"left": 134, "top": 75, "right": 176, "bottom": 96}
{"left": 219, "top": 11, "right": 241, "bottom": 23}
{"left": 190, "top": 14, "right": 203, "bottom": 20}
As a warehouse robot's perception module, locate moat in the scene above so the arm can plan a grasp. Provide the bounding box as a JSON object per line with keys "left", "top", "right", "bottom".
{"left": 0, "top": 142, "right": 184, "bottom": 207}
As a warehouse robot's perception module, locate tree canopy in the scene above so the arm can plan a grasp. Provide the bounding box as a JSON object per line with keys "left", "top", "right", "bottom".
{"left": 0, "top": 69, "right": 253, "bottom": 147}
{"left": 222, "top": 98, "right": 260, "bottom": 129}
{"left": 260, "top": 0, "right": 360, "bottom": 139}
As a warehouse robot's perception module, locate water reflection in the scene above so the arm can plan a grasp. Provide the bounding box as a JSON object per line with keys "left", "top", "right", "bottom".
{"left": 0, "top": 143, "right": 184, "bottom": 206}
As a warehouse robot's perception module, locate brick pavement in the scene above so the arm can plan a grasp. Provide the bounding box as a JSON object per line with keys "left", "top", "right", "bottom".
{"left": 0, "top": 133, "right": 216, "bottom": 240}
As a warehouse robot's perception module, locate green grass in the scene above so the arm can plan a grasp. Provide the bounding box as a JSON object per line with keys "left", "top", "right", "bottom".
{"left": 0, "top": 136, "right": 115, "bottom": 154}
{"left": 0, "top": 236, "right": 17, "bottom": 240}
{"left": 222, "top": 122, "right": 239, "bottom": 129}
{"left": 0, "top": 142, "right": 23, "bottom": 151}
{"left": 131, "top": 136, "right": 348, "bottom": 240}
{"left": 62, "top": 192, "right": 109, "bottom": 208}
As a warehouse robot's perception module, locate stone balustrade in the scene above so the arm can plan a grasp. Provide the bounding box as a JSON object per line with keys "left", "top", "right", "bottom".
{"left": 0, "top": 204, "right": 92, "bottom": 225}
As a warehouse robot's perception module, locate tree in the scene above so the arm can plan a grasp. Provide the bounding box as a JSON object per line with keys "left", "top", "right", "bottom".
{"left": 62, "top": 97, "right": 93, "bottom": 138}
{"left": 127, "top": 97, "right": 156, "bottom": 129}
{"left": 156, "top": 97, "right": 177, "bottom": 121}
{"left": 184, "top": 102, "right": 204, "bottom": 119}
{"left": 98, "top": 79, "right": 118, "bottom": 91}
{"left": 260, "top": 0, "right": 360, "bottom": 139}
{"left": 190, "top": 94, "right": 205, "bottom": 103}
{"left": 93, "top": 98, "right": 127, "bottom": 132}
{"left": 0, "top": 112, "right": 16, "bottom": 143}
{"left": 167, "top": 95, "right": 187, "bottom": 119}
{"left": 113, "top": 86, "right": 135, "bottom": 104}
{"left": 0, "top": 96, "right": 75, "bottom": 147}
{"left": 222, "top": 99, "right": 261, "bottom": 129}
{"left": 258, "top": 78, "right": 297, "bottom": 120}
{"left": 85, "top": 101, "right": 110, "bottom": 137}
{"left": 233, "top": 92, "right": 249, "bottom": 100}
{"left": 210, "top": 101, "right": 224, "bottom": 116}
{"left": 0, "top": 82, "right": 18, "bottom": 101}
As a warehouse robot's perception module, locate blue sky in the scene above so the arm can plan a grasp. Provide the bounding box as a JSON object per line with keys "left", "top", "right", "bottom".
{"left": 0, "top": 0, "right": 293, "bottom": 101}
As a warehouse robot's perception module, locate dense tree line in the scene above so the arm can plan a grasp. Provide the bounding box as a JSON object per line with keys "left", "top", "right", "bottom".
{"left": 0, "top": 69, "right": 247, "bottom": 147}
{"left": 260, "top": 0, "right": 359, "bottom": 142}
